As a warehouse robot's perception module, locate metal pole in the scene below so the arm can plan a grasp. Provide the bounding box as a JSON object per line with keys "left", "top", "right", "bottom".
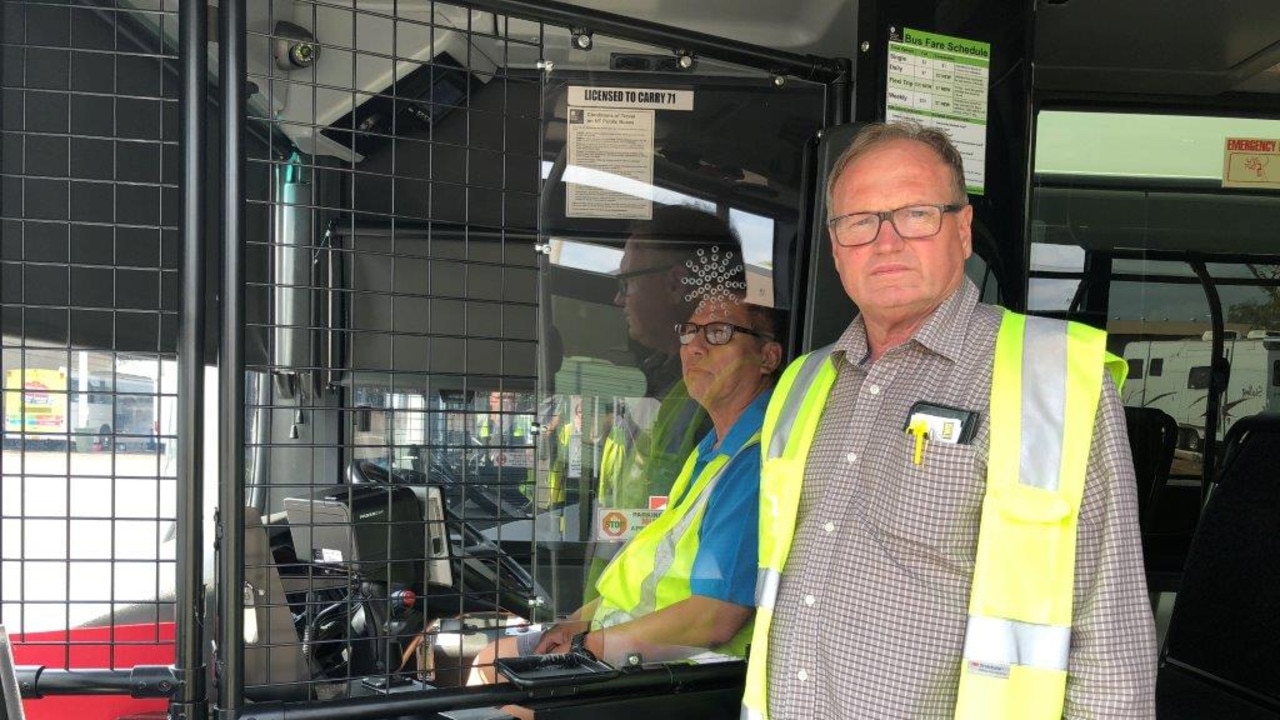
{"left": 786, "top": 58, "right": 852, "bottom": 358}
{"left": 0, "top": 627, "right": 25, "bottom": 720}
{"left": 828, "top": 58, "right": 853, "bottom": 125}
{"left": 218, "top": 0, "right": 246, "bottom": 715}
{"left": 176, "top": 1, "right": 209, "bottom": 719}
{"left": 462, "top": 0, "right": 844, "bottom": 82}
{"left": 1191, "top": 258, "right": 1225, "bottom": 495}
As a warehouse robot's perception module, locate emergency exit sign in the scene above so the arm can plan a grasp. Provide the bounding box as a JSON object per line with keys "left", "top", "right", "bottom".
{"left": 1223, "top": 137, "right": 1280, "bottom": 190}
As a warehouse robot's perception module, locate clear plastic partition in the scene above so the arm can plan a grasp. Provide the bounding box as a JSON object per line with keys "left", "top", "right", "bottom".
{"left": 530, "top": 30, "right": 826, "bottom": 665}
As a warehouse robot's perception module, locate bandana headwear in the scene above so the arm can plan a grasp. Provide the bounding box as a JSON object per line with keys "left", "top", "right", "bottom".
{"left": 681, "top": 246, "right": 746, "bottom": 316}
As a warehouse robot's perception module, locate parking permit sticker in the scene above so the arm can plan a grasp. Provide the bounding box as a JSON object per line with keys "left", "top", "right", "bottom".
{"left": 592, "top": 507, "right": 662, "bottom": 541}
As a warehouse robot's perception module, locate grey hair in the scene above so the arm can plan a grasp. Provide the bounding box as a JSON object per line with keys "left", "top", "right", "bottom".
{"left": 824, "top": 121, "right": 969, "bottom": 216}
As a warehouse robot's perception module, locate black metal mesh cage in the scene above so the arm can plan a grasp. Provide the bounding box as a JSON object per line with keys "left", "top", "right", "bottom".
{"left": 235, "top": 0, "right": 546, "bottom": 701}
{"left": 0, "top": 0, "right": 181, "bottom": 698}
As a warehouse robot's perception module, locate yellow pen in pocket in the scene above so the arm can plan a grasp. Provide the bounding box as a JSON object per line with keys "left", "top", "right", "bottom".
{"left": 907, "top": 419, "right": 929, "bottom": 465}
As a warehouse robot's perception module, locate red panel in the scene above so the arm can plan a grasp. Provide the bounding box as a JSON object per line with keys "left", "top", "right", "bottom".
{"left": 11, "top": 623, "right": 176, "bottom": 720}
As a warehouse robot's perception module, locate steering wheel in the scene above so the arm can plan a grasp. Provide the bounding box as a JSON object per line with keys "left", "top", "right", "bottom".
{"left": 347, "top": 459, "right": 392, "bottom": 484}
{"left": 346, "top": 459, "right": 429, "bottom": 485}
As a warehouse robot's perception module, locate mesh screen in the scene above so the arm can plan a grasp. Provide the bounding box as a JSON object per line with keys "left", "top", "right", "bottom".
{"left": 237, "top": 1, "right": 546, "bottom": 699}
{"left": 0, "top": 0, "right": 181, "bottom": 703}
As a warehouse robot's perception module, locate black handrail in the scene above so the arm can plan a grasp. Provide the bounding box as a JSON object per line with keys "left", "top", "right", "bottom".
{"left": 217, "top": 0, "right": 248, "bottom": 716}
{"left": 176, "top": 1, "right": 210, "bottom": 719}
{"left": 239, "top": 660, "right": 745, "bottom": 720}
{"left": 1190, "top": 258, "right": 1226, "bottom": 498}
{"left": 16, "top": 666, "right": 181, "bottom": 699}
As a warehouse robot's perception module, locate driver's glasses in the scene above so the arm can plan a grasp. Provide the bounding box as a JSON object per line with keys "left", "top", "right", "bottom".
{"left": 675, "top": 321, "right": 770, "bottom": 346}
{"left": 827, "top": 203, "right": 965, "bottom": 247}
{"left": 616, "top": 266, "right": 670, "bottom": 297}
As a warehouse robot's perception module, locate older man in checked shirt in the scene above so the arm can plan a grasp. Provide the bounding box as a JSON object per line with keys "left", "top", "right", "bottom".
{"left": 742, "top": 121, "right": 1156, "bottom": 719}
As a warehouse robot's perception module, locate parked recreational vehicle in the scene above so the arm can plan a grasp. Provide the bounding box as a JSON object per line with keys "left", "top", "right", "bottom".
{"left": 1122, "top": 331, "right": 1280, "bottom": 451}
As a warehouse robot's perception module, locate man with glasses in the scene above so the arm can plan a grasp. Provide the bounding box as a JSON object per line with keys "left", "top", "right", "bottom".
{"left": 614, "top": 207, "right": 740, "bottom": 400}
{"left": 536, "top": 207, "right": 720, "bottom": 530}
{"left": 576, "top": 208, "right": 737, "bottom": 600}
{"left": 742, "top": 122, "right": 1155, "bottom": 719}
{"left": 471, "top": 257, "right": 782, "bottom": 682}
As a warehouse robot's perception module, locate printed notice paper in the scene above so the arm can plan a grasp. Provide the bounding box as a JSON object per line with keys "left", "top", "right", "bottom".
{"left": 566, "top": 107, "right": 656, "bottom": 219}
{"left": 564, "top": 86, "right": 693, "bottom": 219}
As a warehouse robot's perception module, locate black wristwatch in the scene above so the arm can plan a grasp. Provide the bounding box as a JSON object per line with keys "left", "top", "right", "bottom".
{"left": 570, "top": 630, "right": 596, "bottom": 660}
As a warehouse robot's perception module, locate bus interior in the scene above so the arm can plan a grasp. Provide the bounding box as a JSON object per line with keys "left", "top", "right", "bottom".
{"left": 1, "top": 0, "right": 1279, "bottom": 718}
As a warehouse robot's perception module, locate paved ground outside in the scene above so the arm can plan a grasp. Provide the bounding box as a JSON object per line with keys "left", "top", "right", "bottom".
{"left": 1, "top": 450, "right": 177, "bottom": 635}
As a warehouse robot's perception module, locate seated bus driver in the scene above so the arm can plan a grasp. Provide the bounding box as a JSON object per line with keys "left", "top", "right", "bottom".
{"left": 532, "top": 207, "right": 723, "bottom": 518}
{"left": 469, "top": 255, "right": 782, "bottom": 681}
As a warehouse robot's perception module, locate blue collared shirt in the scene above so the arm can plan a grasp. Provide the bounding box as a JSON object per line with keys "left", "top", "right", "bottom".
{"left": 682, "top": 389, "right": 771, "bottom": 606}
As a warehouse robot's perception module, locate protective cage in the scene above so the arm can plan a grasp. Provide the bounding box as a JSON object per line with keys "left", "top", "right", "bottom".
{"left": 1, "top": 1, "right": 181, "bottom": 718}
{"left": 232, "top": 0, "right": 548, "bottom": 706}
{"left": 1, "top": 1, "right": 845, "bottom": 718}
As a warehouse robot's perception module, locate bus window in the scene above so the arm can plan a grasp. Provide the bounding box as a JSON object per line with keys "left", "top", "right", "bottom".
{"left": 1031, "top": 110, "right": 1280, "bottom": 604}
{"left": 1033, "top": 111, "right": 1280, "bottom": 473}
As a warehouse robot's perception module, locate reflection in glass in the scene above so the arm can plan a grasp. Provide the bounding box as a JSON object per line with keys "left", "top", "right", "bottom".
{"left": 532, "top": 48, "right": 823, "bottom": 661}
{"left": 1034, "top": 109, "right": 1280, "bottom": 643}
{"left": 476, "top": 204, "right": 784, "bottom": 677}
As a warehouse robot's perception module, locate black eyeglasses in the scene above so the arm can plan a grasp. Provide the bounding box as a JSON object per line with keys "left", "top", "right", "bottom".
{"left": 615, "top": 266, "right": 670, "bottom": 296}
{"left": 675, "top": 321, "right": 772, "bottom": 346}
{"left": 827, "top": 203, "right": 965, "bottom": 247}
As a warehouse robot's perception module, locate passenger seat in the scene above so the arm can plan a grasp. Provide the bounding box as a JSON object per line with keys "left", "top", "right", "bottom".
{"left": 1124, "top": 406, "right": 1177, "bottom": 524}
{"left": 1156, "top": 413, "right": 1280, "bottom": 719}
{"left": 1123, "top": 406, "right": 1193, "bottom": 593}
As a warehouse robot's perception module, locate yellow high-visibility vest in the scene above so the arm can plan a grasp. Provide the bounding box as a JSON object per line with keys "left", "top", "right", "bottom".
{"left": 542, "top": 422, "right": 577, "bottom": 508}
{"left": 584, "top": 386, "right": 708, "bottom": 603}
{"left": 593, "top": 431, "right": 761, "bottom": 657}
{"left": 476, "top": 416, "right": 495, "bottom": 441}
{"left": 597, "top": 383, "right": 708, "bottom": 509}
{"left": 741, "top": 311, "right": 1125, "bottom": 720}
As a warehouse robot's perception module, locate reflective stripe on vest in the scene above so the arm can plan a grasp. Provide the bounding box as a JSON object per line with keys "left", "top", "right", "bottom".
{"left": 594, "top": 432, "right": 760, "bottom": 657}
{"left": 634, "top": 435, "right": 757, "bottom": 618}
{"left": 742, "top": 311, "right": 1124, "bottom": 720}
{"left": 743, "top": 347, "right": 836, "bottom": 720}
{"left": 954, "top": 313, "right": 1121, "bottom": 720}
